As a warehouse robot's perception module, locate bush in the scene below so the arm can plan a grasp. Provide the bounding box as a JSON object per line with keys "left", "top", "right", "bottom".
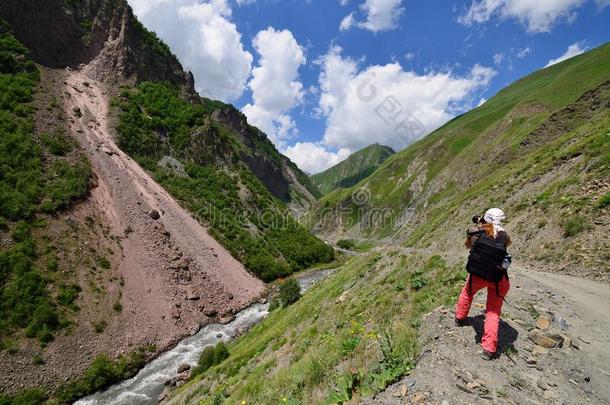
{"left": 92, "top": 320, "right": 107, "bottom": 333}
{"left": 0, "top": 388, "right": 47, "bottom": 405}
{"left": 337, "top": 239, "right": 356, "bottom": 250}
{"left": 112, "top": 300, "right": 122, "bottom": 312}
{"left": 11, "top": 221, "right": 30, "bottom": 242}
{"left": 0, "top": 337, "right": 17, "bottom": 354}
{"left": 409, "top": 271, "right": 427, "bottom": 291}
{"left": 32, "top": 353, "right": 44, "bottom": 365}
{"left": 41, "top": 131, "right": 73, "bottom": 156}
{"left": 57, "top": 283, "right": 81, "bottom": 310}
{"left": 340, "top": 336, "right": 361, "bottom": 357}
{"left": 56, "top": 350, "right": 146, "bottom": 403}
{"left": 40, "top": 159, "right": 90, "bottom": 213}
{"left": 24, "top": 303, "right": 60, "bottom": 344}
{"left": 96, "top": 255, "right": 111, "bottom": 269}
{"left": 563, "top": 216, "right": 590, "bottom": 237}
{"left": 276, "top": 278, "right": 301, "bottom": 308}
{"left": 46, "top": 258, "right": 58, "bottom": 271}
{"left": 190, "top": 342, "right": 229, "bottom": 378}
{"left": 268, "top": 297, "right": 281, "bottom": 312}
{"left": 597, "top": 192, "right": 610, "bottom": 208}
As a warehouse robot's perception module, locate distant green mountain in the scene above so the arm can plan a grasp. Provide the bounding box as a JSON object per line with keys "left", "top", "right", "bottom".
{"left": 311, "top": 143, "right": 395, "bottom": 195}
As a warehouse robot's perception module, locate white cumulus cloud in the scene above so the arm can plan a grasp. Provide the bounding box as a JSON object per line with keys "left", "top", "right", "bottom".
{"left": 340, "top": 0, "right": 404, "bottom": 32}
{"left": 242, "top": 28, "right": 306, "bottom": 148}
{"left": 127, "top": 0, "right": 252, "bottom": 102}
{"left": 317, "top": 46, "right": 496, "bottom": 152}
{"left": 459, "top": 0, "right": 587, "bottom": 33}
{"left": 283, "top": 143, "right": 352, "bottom": 174}
{"left": 545, "top": 42, "right": 587, "bottom": 67}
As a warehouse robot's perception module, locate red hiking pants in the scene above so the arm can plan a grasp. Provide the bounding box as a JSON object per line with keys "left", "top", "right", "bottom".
{"left": 455, "top": 274, "right": 510, "bottom": 353}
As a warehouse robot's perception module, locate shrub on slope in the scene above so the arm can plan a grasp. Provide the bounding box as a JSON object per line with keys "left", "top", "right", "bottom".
{"left": 0, "top": 22, "right": 90, "bottom": 349}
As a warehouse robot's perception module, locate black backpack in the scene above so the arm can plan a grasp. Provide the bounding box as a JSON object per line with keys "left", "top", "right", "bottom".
{"left": 466, "top": 231, "right": 508, "bottom": 296}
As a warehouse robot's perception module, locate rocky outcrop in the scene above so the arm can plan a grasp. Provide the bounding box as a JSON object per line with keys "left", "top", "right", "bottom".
{"left": 0, "top": 0, "right": 197, "bottom": 99}
{"left": 211, "top": 106, "right": 319, "bottom": 215}
{"left": 158, "top": 156, "right": 188, "bottom": 178}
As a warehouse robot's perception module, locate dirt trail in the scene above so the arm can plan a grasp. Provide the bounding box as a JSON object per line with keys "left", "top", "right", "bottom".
{"left": 362, "top": 266, "right": 610, "bottom": 404}
{"left": 517, "top": 268, "right": 610, "bottom": 382}
{"left": 64, "top": 69, "right": 264, "bottom": 349}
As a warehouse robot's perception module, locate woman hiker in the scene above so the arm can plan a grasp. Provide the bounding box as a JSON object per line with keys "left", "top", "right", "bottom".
{"left": 455, "top": 208, "right": 512, "bottom": 360}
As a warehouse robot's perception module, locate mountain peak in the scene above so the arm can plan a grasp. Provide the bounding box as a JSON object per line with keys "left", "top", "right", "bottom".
{"left": 311, "top": 143, "right": 395, "bottom": 195}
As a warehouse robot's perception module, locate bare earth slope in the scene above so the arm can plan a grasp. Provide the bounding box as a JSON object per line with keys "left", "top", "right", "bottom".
{"left": 58, "top": 66, "right": 263, "bottom": 374}
{"left": 67, "top": 67, "right": 264, "bottom": 325}
{"left": 363, "top": 266, "right": 610, "bottom": 404}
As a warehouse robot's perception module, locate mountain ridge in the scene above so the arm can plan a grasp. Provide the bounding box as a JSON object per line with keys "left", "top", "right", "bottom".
{"left": 311, "top": 143, "right": 395, "bottom": 195}
{"left": 305, "top": 43, "right": 610, "bottom": 282}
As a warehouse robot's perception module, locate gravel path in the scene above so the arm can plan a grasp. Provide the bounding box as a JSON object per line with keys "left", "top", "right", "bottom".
{"left": 362, "top": 265, "right": 610, "bottom": 404}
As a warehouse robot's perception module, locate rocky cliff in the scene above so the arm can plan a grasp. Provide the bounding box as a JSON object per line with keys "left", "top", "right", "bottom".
{"left": 211, "top": 106, "right": 320, "bottom": 215}
{"left": 0, "top": 0, "right": 197, "bottom": 98}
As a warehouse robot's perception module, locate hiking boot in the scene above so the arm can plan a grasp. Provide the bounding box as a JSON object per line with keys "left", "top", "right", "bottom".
{"left": 455, "top": 318, "right": 466, "bottom": 327}
{"left": 481, "top": 350, "right": 495, "bottom": 361}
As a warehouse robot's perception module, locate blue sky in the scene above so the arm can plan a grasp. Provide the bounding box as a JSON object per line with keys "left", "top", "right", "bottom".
{"left": 128, "top": 0, "right": 610, "bottom": 173}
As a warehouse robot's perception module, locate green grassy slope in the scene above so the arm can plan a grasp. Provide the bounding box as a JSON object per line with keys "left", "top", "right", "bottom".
{"left": 170, "top": 251, "right": 465, "bottom": 404}
{"left": 311, "top": 144, "right": 395, "bottom": 195}
{"left": 306, "top": 43, "right": 610, "bottom": 276}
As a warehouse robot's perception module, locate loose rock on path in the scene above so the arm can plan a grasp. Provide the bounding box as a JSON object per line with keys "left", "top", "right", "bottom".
{"left": 362, "top": 266, "right": 610, "bottom": 404}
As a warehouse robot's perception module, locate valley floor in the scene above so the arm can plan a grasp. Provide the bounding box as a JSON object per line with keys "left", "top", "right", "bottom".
{"left": 362, "top": 266, "right": 610, "bottom": 404}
